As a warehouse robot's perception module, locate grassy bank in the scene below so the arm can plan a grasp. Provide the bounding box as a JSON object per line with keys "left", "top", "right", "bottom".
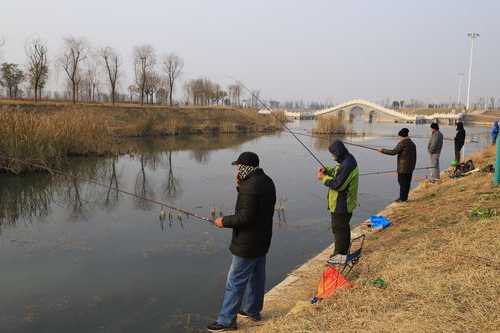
{"left": 244, "top": 146, "right": 500, "bottom": 332}
{"left": 0, "top": 101, "right": 282, "bottom": 173}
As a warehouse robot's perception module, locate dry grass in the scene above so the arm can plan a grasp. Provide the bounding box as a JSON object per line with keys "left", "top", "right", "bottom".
{"left": 0, "top": 110, "right": 112, "bottom": 173}
{"left": 0, "top": 102, "right": 281, "bottom": 173}
{"left": 313, "top": 116, "right": 348, "bottom": 135}
{"left": 250, "top": 146, "right": 500, "bottom": 333}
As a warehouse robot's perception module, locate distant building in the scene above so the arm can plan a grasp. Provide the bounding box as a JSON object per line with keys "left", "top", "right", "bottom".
{"left": 269, "top": 100, "right": 280, "bottom": 109}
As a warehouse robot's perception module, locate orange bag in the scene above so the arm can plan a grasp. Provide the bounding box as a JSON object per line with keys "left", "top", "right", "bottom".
{"left": 315, "top": 266, "right": 352, "bottom": 299}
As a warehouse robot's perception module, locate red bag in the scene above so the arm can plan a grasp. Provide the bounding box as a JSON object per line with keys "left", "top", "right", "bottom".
{"left": 316, "top": 266, "right": 352, "bottom": 299}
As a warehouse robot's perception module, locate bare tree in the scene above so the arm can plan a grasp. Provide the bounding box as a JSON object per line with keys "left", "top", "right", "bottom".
{"left": 228, "top": 83, "right": 242, "bottom": 106}
{"left": 144, "top": 70, "right": 162, "bottom": 104}
{"left": 161, "top": 53, "right": 183, "bottom": 106}
{"left": 133, "top": 45, "right": 156, "bottom": 105}
{"left": 100, "top": 46, "right": 120, "bottom": 105}
{"left": 25, "top": 38, "right": 49, "bottom": 102}
{"left": 59, "top": 37, "right": 88, "bottom": 103}
{"left": 0, "top": 63, "right": 25, "bottom": 98}
{"left": 82, "top": 55, "right": 99, "bottom": 102}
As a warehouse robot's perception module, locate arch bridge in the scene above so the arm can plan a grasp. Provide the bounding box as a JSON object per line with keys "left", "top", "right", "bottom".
{"left": 314, "top": 99, "right": 463, "bottom": 124}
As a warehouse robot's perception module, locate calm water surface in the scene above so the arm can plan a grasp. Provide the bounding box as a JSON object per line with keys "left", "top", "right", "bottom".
{"left": 0, "top": 120, "right": 489, "bottom": 332}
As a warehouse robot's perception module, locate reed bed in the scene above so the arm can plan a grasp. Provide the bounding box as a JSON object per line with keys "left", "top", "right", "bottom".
{"left": 313, "top": 116, "right": 348, "bottom": 135}
{"left": 0, "top": 110, "right": 112, "bottom": 173}
{"left": 0, "top": 103, "right": 282, "bottom": 174}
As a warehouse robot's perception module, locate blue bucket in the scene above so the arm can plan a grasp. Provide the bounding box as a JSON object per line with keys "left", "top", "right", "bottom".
{"left": 369, "top": 215, "right": 391, "bottom": 230}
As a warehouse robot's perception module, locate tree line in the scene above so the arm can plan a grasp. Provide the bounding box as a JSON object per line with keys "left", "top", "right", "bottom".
{"left": 0, "top": 36, "right": 260, "bottom": 107}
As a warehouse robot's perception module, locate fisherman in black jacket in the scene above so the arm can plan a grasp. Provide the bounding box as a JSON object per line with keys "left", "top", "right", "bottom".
{"left": 378, "top": 128, "right": 417, "bottom": 202}
{"left": 454, "top": 122, "right": 466, "bottom": 163}
{"left": 208, "top": 152, "right": 276, "bottom": 332}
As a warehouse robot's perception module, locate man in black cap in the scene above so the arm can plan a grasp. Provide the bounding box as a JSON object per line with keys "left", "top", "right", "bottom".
{"left": 378, "top": 128, "right": 417, "bottom": 202}
{"left": 428, "top": 122, "right": 443, "bottom": 182}
{"left": 207, "top": 152, "right": 276, "bottom": 332}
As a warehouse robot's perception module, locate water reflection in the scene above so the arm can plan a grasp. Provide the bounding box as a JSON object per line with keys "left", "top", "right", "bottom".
{"left": 0, "top": 134, "right": 261, "bottom": 227}
{"left": 0, "top": 175, "right": 54, "bottom": 227}
{"left": 162, "top": 151, "right": 181, "bottom": 200}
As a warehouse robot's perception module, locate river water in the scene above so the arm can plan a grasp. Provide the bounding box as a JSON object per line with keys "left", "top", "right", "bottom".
{"left": 0, "top": 120, "right": 489, "bottom": 332}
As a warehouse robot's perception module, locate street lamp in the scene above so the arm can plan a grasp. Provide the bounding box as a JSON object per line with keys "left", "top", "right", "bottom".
{"left": 457, "top": 73, "right": 464, "bottom": 108}
{"left": 466, "top": 32, "right": 480, "bottom": 111}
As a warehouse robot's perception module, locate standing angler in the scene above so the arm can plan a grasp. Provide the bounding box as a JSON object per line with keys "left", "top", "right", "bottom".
{"left": 208, "top": 152, "right": 276, "bottom": 332}
{"left": 454, "top": 122, "right": 466, "bottom": 163}
{"left": 491, "top": 121, "right": 499, "bottom": 145}
{"left": 378, "top": 128, "right": 417, "bottom": 203}
{"left": 317, "top": 140, "right": 359, "bottom": 265}
{"left": 428, "top": 123, "right": 443, "bottom": 182}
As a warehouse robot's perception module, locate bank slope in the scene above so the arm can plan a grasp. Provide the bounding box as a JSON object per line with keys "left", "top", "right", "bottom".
{"left": 247, "top": 146, "right": 500, "bottom": 333}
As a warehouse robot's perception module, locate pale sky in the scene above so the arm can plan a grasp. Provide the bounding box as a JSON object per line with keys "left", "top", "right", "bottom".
{"left": 1, "top": 0, "right": 499, "bottom": 104}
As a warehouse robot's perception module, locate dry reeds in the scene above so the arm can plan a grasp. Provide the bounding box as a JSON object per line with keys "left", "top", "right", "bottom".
{"left": 313, "top": 116, "right": 348, "bottom": 134}
{"left": 0, "top": 110, "right": 111, "bottom": 173}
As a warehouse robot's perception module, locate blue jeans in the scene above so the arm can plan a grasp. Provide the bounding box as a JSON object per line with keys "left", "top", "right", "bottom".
{"left": 217, "top": 255, "right": 266, "bottom": 326}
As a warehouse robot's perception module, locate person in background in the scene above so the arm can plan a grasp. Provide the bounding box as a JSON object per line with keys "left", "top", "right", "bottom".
{"left": 454, "top": 122, "right": 466, "bottom": 163}
{"left": 208, "top": 152, "right": 276, "bottom": 332}
{"left": 491, "top": 121, "right": 499, "bottom": 145}
{"left": 428, "top": 122, "right": 443, "bottom": 182}
{"left": 378, "top": 128, "right": 417, "bottom": 203}
{"left": 317, "top": 140, "right": 359, "bottom": 265}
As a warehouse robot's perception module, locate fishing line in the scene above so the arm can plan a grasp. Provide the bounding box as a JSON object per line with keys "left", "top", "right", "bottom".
{"left": 359, "top": 166, "right": 434, "bottom": 177}
{"left": 0, "top": 156, "right": 214, "bottom": 224}
{"left": 228, "top": 76, "right": 327, "bottom": 168}
{"left": 289, "top": 131, "right": 384, "bottom": 151}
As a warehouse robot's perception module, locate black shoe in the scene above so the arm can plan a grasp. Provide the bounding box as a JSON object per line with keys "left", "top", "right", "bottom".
{"left": 207, "top": 321, "right": 237, "bottom": 332}
{"left": 238, "top": 310, "right": 261, "bottom": 322}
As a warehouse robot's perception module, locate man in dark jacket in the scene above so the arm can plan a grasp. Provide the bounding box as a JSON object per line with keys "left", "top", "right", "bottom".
{"left": 454, "top": 122, "right": 466, "bottom": 162}
{"left": 378, "top": 128, "right": 417, "bottom": 202}
{"left": 317, "top": 140, "right": 359, "bottom": 265}
{"left": 208, "top": 152, "right": 276, "bottom": 332}
{"left": 428, "top": 122, "right": 444, "bottom": 181}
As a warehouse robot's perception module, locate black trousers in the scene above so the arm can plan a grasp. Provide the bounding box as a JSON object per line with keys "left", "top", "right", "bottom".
{"left": 454, "top": 143, "right": 464, "bottom": 162}
{"left": 398, "top": 173, "right": 413, "bottom": 202}
{"left": 331, "top": 212, "right": 352, "bottom": 255}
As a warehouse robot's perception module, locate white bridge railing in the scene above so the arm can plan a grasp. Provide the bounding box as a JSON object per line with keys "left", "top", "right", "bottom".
{"left": 314, "top": 99, "right": 462, "bottom": 121}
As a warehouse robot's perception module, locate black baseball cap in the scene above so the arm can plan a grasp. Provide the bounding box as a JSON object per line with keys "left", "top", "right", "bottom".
{"left": 231, "top": 152, "right": 260, "bottom": 167}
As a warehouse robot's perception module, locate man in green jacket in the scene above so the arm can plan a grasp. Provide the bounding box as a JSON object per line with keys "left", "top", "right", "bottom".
{"left": 317, "top": 140, "right": 359, "bottom": 265}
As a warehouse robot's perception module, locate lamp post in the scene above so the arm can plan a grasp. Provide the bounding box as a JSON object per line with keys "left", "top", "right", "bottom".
{"left": 466, "top": 32, "right": 480, "bottom": 111}
{"left": 457, "top": 73, "right": 464, "bottom": 108}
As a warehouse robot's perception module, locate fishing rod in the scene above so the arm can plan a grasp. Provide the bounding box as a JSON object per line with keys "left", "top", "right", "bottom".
{"left": 359, "top": 166, "right": 434, "bottom": 177}
{"left": 0, "top": 155, "right": 214, "bottom": 224}
{"left": 229, "top": 77, "right": 327, "bottom": 168}
{"left": 289, "top": 131, "right": 383, "bottom": 152}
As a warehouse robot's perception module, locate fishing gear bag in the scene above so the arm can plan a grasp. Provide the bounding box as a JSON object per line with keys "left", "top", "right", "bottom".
{"left": 449, "top": 160, "right": 475, "bottom": 178}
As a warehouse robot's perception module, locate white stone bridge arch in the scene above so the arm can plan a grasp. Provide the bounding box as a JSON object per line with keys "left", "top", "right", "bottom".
{"left": 314, "top": 99, "right": 463, "bottom": 124}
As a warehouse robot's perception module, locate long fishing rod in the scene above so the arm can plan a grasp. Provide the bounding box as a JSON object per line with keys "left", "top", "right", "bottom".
{"left": 359, "top": 166, "right": 434, "bottom": 177}
{"left": 229, "top": 77, "right": 327, "bottom": 168}
{"left": 0, "top": 155, "right": 214, "bottom": 224}
{"left": 290, "top": 131, "right": 383, "bottom": 151}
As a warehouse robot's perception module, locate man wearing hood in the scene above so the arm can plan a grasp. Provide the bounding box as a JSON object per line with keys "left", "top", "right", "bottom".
{"left": 454, "top": 122, "right": 466, "bottom": 162}
{"left": 378, "top": 128, "right": 417, "bottom": 202}
{"left": 317, "top": 140, "right": 359, "bottom": 264}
